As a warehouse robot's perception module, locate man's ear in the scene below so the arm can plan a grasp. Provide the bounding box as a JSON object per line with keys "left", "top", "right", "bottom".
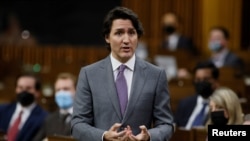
{"left": 105, "top": 36, "right": 110, "bottom": 43}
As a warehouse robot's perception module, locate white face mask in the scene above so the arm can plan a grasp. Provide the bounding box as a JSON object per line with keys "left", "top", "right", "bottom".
{"left": 209, "top": 41, "right": 223, "bottom": 52}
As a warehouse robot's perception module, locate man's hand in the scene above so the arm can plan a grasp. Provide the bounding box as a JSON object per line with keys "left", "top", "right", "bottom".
{"left": 127, "top": 125, "right": 150, "bottom": 141}
{"left": 104, "top": 123, "right": 128, "bottom": 141}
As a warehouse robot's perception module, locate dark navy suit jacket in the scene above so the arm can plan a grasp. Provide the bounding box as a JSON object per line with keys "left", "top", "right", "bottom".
{"left": 162, "top": 35, "right": 198, "bottom": 55}
{"left": 0, "top": 103, "right": 47, "bottom": 141}
{"left": 174, "top": 94, "right": 198, "bottom": 127}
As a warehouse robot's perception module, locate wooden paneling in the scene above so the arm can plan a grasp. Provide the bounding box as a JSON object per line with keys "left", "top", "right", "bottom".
{"left": 122, "top": 0, "right": 203, "bottom": 58}
{"left": 122, "top": 0, "right": 243, "bottom": 58}
{"left": 0, "top": 45, "right": 109, "bottom": 106}
{"left": 201, "top": 0, "right": 242, "bottom": 55}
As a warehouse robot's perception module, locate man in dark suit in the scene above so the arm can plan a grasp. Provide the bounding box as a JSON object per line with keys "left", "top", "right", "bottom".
{"left": 174, "top": 61, "right": 220, "bottom": 130}
{"left": 207, "top": 26, "right": 245, "bottom": 76}
{"left": 0, "top": 73, "right": 48, "bottom": 141}
{"left": 33, "top": 72, "right": 76, "bottom": 140}
{"left": 71, "top": 7, "right": 174, "bottom": 141}
{"left": 161, "top": 12, "right": 198, "bottom": 55}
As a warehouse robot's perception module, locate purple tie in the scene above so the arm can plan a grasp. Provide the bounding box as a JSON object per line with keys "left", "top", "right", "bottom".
{"left": 115, "top": 64, "right": 128, "bottom": 116}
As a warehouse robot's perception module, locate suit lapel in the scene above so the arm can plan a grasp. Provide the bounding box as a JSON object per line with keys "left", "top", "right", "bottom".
{"left": 123, "top": 58, "right": 146, "bottom": 122}
{"left": 102, "top": 57, "right": 122, "bottom": 120}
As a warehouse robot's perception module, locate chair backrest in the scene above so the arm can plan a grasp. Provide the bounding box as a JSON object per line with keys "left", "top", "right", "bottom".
{"left": 0, "top": 130, "right": 6, "bottom": 141}
{"left": 169, "top": 128, "right": 194, "bottom": 141}
{"left": 169, "top": 79, "right": 195, "bottom": 113}
{"left": 192, "top": 127, "right": 207, "bottom": 141}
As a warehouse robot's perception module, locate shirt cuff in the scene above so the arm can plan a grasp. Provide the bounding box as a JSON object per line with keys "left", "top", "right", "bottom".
{"left": 102, "top": 131, "right": 108, "bottom": 141}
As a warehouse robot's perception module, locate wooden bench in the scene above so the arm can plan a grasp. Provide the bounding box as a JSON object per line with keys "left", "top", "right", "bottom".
{"left": 47, "top": 135, "right": 76, "bottom": 141}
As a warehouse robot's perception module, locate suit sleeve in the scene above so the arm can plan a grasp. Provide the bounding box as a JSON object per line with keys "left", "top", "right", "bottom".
{"left": 71, "top": 67, "right": 105, "bottom": 141}
{"left": 148, "top": 69, "right": 174, "bottom": 141}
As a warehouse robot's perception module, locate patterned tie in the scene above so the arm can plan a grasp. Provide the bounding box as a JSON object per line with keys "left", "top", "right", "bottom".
{"left": 192, "top": 102, "right": 208, "bottom": 127}
{"left": 115, "top": 64, "right": 128, "bottom": 116}
{"left": 8, "top": 111, "right": 23, "bottom": 141}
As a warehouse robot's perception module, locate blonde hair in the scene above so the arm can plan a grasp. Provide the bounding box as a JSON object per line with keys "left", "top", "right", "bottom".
{"left": 206, "top": 87, "right": 243, "bottom": 125}
{"left": 56, "top": 72, "right": 77, "bottom": 86}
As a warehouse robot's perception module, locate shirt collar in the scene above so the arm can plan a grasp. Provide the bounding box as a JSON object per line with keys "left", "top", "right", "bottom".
{"left": 60, "top": 107, "right": 73, "bottom": 115}
{"left": 110, "top": 53, "right": 135, "bottom": 72}
{"left": 197, "top": 95, "right": 209, "bottom": 104}
{"left": 17, "top": 102, "right": 36, "bottom": 112}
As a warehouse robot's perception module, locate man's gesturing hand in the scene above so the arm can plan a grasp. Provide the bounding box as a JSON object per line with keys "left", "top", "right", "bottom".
{"left": 104, "top": 123, "right": 128, "bottom": 141}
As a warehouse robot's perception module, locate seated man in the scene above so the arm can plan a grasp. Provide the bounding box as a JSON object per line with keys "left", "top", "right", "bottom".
{"left": 0, "top": 73, "right": 48, "bottom": 141}
{"left": 174, "top": 61, "right": 220, "bottom": 130}
{"left": 161, "top": 12, "right": 197, "bottom": 55}
{"left": 33, "top": 72, "right": 76, "bottom": 140}
{"left": 207, "top": 26, "right": 245, "bottom": 76}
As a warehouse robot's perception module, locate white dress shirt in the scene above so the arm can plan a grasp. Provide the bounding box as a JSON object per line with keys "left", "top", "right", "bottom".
{"left": 9, "top": 102, "right": 36, "bottom": 130}
{"left": 185, "top": 96, "right": 209, "bottom": 130}
{"left": 211, "top": 48, "right": 229, "bottom": 68}
{"left": 110, "top": 53, "right": 135, "bottom": 100}
{"left": 167, "top": 33, "right": 180, "bottom": 51}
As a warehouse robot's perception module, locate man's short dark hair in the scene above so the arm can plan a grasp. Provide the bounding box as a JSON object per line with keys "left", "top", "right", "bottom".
{"left": 102, "top": 6, "right": 144, "bottom": 39}
{"left": 210, "top": 26, "right": 230, "bottom": 40}
{"left": 193, "top": 61, "right": 219, "bottom": 80}
{"left": 15, "top": 72, "right": 41, "bottom": 91}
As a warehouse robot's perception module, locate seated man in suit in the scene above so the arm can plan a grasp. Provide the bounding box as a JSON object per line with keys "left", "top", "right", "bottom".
{"left": 0, "top": 73, "right": 48, "bottom": 141}
{"left": 207, "top": 26, "right": 245, "bottom": 76}
{"left": 33, "top": 72, "right": 76, "bottom": 140}
{"left": 174, "top": 61, "right": 220, "bottom": 130}
{"left": 161, "top": 12, "right": 197, "bottom": 55}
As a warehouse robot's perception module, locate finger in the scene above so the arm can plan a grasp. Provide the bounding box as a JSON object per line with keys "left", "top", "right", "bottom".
{"left": 119, "top": 132, "right": 129, "bottom": 141}
{"left": 128, "top": 134, "right": 137, "bottom": 141}
{"left": 110, "top": 123, "right": 122, "bottom": 131}
{"left": 117, "top": 129, "right": 127, "bottom": 137}
{"left": 139, "top": 125, "right": 148, "bottom": 134}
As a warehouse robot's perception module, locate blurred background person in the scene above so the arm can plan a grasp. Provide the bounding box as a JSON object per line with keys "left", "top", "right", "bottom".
{"left": 33, "top": 72, "right": 76, "bottom": 140}
{"left": 174, "top": 61, "right": 220, "bottom": 130}
{"left": 243, "top": 114, "right": 250, "bottom": 125}
{"left": 207, "top": 26, "right": 245, "bottom": 76}
{"left": 0, "top": 73, "right": 47, "bottom": 141}
{"left": 161, "top": 12, "right": 197, "bottom": 55}
{"left": 206, "top": 87, "right": 244, "bottom": 126}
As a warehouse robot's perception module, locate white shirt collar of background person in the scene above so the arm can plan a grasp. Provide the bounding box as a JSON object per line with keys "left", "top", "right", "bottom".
{"left": 110, "top": 53, "right": 135, "bottom": 100}
{"left": 184, "top": 95, "right": 209, "bottom": 130}
{"left": 9, "top": 102, "right": 36, "bottom": 130}
{"left": 167, "top": 33, "right": 180, "bottom": 51}
{"left": 212, "top": 48, "right": 229, "bottom": 68}
{"left": 60, "top": 106, "right": 73, "bottom": 115}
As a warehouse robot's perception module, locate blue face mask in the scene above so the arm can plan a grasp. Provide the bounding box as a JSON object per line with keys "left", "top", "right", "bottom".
{"left": 209, "top": 41, "right": 223, "bottom": 52}
{"left": 55, "top": 90, "right": 73, "bottom": 109}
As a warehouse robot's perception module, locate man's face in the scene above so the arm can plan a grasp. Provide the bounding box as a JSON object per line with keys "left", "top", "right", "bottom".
{"left": 194, "top": 68, "right": 217, "bottom": 90}
{"left": 209, "top": 29, "right": 227, "bottom": 47}
{"left": 54, "top": 78, "right": 75, "bottom": 97}
{"left": 15, "top": 76, "right": 39, "bottom": 98}
{"left": 105, "top": 19, "right": 138, "bottom": 63}
{"left": 162, "top": 13, "right": 178, "bottom": 28}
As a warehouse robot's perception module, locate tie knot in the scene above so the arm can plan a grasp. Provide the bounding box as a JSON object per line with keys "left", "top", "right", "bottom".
{"left": 19, "top": 110, "right": 23, "bottom": 116}
{"left": 203, "top": 102, "right": 208, "bottom": 106}
{"left": 119, "top": 64, "right": 126, "bottom": 72}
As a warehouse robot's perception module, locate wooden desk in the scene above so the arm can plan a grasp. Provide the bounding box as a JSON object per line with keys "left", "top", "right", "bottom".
{"left": 170, "top": 128, "right": 194, "bottom": 141}
{"left": 47, "top": 135, "right": 76, "bottom": 141}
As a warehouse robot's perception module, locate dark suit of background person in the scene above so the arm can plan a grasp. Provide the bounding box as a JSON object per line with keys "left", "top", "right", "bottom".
{"left": 207, "top": 26, "right": 245, "bottom": 76}
{"left": 71, "top": 7, "right": 174, "bottom": 141}
{"left": 33, "top": 73, "right": 76, "bottom": 141}
{"left": 0, "top": 73, "right": 47, "bottom": 141}
{"left": 161, "top": 12, "right": 198, "bottom": 55}
{"left": 174, "top": 61, "right": 220, "bottom": 130}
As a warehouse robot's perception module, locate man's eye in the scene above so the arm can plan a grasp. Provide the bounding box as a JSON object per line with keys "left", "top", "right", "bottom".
{"left": 115, "top": 32, "right": 122, "bottom": 35}
{"left": 128, "top": 30, "right": 136, "bottom": 35}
